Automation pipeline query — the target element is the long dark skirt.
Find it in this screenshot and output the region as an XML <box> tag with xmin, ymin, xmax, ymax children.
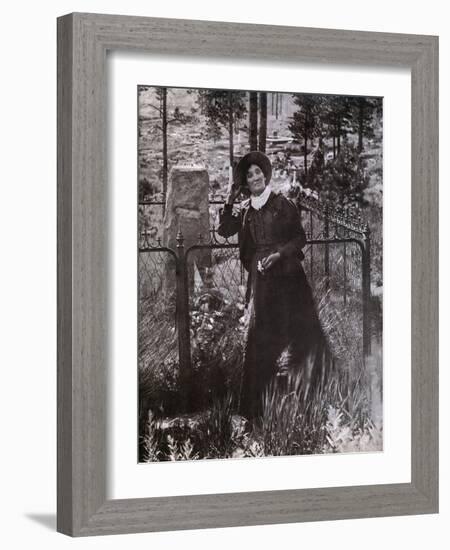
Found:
<box><xmin>239</xmin><ymin>257</ymin><xmax>326</xmax><ymax>420</ymax></box>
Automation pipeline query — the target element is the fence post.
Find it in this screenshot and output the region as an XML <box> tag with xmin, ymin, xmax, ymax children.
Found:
<box><xmin>362</xmin><ymin>223</ymin><xmax>372</xmax><ymax>357</ymax></box>
<box><xmin>310</xmin><ymin>210</ymin><xmax>314</xmax><ymax>284</ymax></box>
<box><xmin>324</xmin><ymin>204</ymin><xmax>330</xmax><ymax>291</ymax></box>
<box><xmin>175</xmin><ymin>228</ymin><xmax>193</xmax><ymax>410</ymax></box>
<box><xmin>343</xmin><ymin>242</ymin><xmax>347</xmax><ymax>305</ymax></box>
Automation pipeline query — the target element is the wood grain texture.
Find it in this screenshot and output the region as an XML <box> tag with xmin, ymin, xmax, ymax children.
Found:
<box><xmin>410</xmin><ymin>36</ymin><xmax>439</xmax><ymax>506</ymax></box>
<box><xmin>57</xmin><ymin>12</ymin><xmax>439</xmax><ymax>537</ymax></box>
<box><xmin>57</xmin><ymin>13</ymin><xmax>74</xmax><ymax>535</ymax></box>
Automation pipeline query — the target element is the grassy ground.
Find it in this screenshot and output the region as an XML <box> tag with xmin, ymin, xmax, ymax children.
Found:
<box><xmin>141</xmin><ymin>361</ymin><xmax>382</xmax><ymax>462</ymax></box>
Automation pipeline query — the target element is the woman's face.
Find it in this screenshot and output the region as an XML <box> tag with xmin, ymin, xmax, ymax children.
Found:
<box><xmin>246</xmin><ymin>164</ymin><xmax>267</xmax><ymax>196</ymax></box>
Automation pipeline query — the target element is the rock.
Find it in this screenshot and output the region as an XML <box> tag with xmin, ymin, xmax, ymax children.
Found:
<box><xmin>162</xmin><ymin>165</ymin><xmax>211</xmax><ymax>292</ymax></box>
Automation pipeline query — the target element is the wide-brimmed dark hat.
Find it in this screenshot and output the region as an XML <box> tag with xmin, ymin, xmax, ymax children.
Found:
<box><xmin>234</xmin><ymin>151</ymin><xmax>272</xmax><ymax>190</ymax></box>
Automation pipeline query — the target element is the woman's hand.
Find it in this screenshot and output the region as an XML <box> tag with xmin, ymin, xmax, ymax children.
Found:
<box><xmin>261</xmin><ymin>252</ymin><xmax>281</xmax><ymax>272</ymax></box>
<box><xmin>226</xmin><ymin>181</ymin><xmax>241</xmax><ymax>205</ymax></box>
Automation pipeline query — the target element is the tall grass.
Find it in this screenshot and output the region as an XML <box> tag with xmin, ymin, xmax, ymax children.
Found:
<box><xmin>259</xmin><ymin>379</ymin><xmax>308</xmax><ymax>456</ymax></box>
<box><xmin>141</xmin><ymin>355</ymin><xmax>382</xmax><ymax>462</ymax></box>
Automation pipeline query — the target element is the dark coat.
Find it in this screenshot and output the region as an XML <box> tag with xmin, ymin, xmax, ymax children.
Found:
<box><xmin>218</xmin><ymin>192</ymin><xmax>326</xmax><ymax>419</ymax></box>
<box><xmin>218</xmin><ymin>193</ymin><xmax>307</xmax><ymax>298</ymax></box>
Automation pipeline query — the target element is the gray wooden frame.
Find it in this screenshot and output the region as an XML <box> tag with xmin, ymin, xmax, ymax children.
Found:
<box><xmin>57</xmin><ymin>12</ymin><xmax>439</xmax><ymax>537</ymax></box>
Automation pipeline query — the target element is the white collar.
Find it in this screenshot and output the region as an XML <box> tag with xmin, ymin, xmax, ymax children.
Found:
<box><xmin>250</xmin><ymin>185</ymin><xmax>272</xmax><ymax>210</ymax></box>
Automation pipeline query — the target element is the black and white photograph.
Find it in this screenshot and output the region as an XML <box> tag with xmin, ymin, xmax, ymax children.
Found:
<box><xmin>138</xmin><ymin>85</ymin><xmax>383</xmax><ymax>461</ymax></box>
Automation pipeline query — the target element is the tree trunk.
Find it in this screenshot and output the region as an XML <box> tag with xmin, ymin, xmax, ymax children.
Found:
<box><xmin>162</xmin><ymin>87</ymin><xmax>168</xmax><ymax>216</ymax></box>
<box><xmin>228</xmin><ymin>91</ymin><xmax>234</xmax><ymax>166</ymax></box>
<box><xmin>304</xmin><ymin>135</ymin><xmax>308</xmax><ymax>176</ymax></box>
<box><xmin>249</xmin><ymin>92</ymin><xmax>258</xmax><ymax>151</ymax></box>
<box><xmin>358</xmin><ymin>99</ymin><xmax>364</xmax><ymax>153</ymax></box>
<box><xmin>259</xmin><ymin>92</ymin><xmax>267</xmax><ymax>153</ymax></box>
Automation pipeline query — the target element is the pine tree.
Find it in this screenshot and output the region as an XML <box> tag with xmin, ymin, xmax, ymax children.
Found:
<box><xmin>288</xmin><ymin>94</ymin><xmax>323</xmax><ymax>175</ymax></box>
<box><xmin>139</xmin><ymin>86</ymin><xmax>197</xmax><ymax>214</ymax></box>
<box><xmin>196</xmin><ymin>90</ymin><xmax>247</xmax><ymax>166</ymax></box>
<box><xmin>347</xmin><ymin>97</ymin><xmax>382</xmax><ymax>152</ymax></box>
<box><xmin>319</xmin><ymin>96</ymin><xmax>353</xmax><ymax>158</ymax></box>
<box><xmin>249</xmin><ymin>92</ymin><xmax>258</xmax><ymax>151</ymax></box>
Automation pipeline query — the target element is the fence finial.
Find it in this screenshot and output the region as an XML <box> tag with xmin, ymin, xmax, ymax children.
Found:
<box><xmin>176</xmin><ymin>226</ymin><xmax>184</xmax><ymax>247</ymax></box>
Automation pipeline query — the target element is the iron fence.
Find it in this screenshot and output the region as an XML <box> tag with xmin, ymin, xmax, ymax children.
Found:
<box><xmin>138</xmin><ymin>193</ymin><xmax>372</xmax><ymax>407</ymax></box>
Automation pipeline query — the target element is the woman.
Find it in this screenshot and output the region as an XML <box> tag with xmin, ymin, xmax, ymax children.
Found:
<box><xmin>218</xmin><ymin>151</ymin><xmax>326</xmax><ymax>420</ymax></box>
